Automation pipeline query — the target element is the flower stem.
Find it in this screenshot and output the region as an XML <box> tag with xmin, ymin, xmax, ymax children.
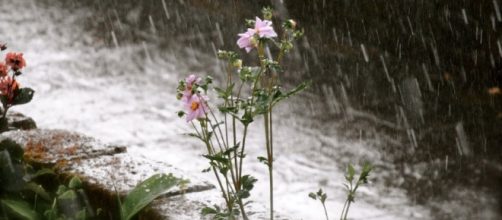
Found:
<box><xmin>322</xmin><ymin>202</ymin><xmax>329</xmax><ymax>220</ymax></box>
<box><xmin>342</xmin><ymin>201</ymin><xmax>351</xmax><ymax>220</ymax></box>
<box><xmin>264</xmin><ymin>111</ymin><xmax>273</xmax><ymax>220</ymax></box>
<box><xmin>340</xmin><ymin>200</ymin><xmax>348</xmax><ymax>220</ymax></box>
<box><xmin>198</xmin><ymin>121</ymin><xmax>231</xmax><ymax>208</ymax></box>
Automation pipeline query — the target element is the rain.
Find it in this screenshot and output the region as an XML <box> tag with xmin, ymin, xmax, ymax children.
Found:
<box><xmin>1</xmin><ymin>0</ymin><xmax>501</xmax><ymax>219</ymax></box>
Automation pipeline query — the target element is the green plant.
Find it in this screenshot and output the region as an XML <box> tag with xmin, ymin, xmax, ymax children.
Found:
<box><xmin>0</xmin><ymin>45</ymin><xmax>34</xmax><ymax>132</ymax></box>
<box><xmin>309</xmin><ymin>163</ymin><xmax>372</xmax><ymax>220</ymax></box>
<box><xmin>309</xmin><ymin>189</ymin><xmax>329</xmax><ymax>220</ymax></box>
<box><xmin>340</xmin><ymin>163</ymin><xmax>372</xmax><ymax>220</ymax></box>
<box><xmin>176</xmin><ymin>7</ymin><xmax>307</xmax><ymax>219</ymax></box>
<box><xmin>0</xmin><ymin>139</ymin><xmax>98</xmax><ymax>220</ymax></box>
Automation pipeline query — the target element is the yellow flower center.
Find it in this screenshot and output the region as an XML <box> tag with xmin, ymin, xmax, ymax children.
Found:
<box><xmin>191</xmin><ymin>101</ymin><xmax>199</xmax><ymax>111</ymax></box>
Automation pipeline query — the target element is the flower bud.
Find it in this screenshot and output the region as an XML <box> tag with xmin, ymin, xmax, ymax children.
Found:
<box><xmin>284</xmin><ymin>19</ymin><xmax>297</xmax><ymax>29</ymax></box>
<box><xmin>262</xmin><ymin>7</ymin><xmax>273</xmax><ymax>20</ymax></box>
<box><xmin>232</xmin><ymin>59</ymin><xmax>242</xmax><ymax>69</ymax></box>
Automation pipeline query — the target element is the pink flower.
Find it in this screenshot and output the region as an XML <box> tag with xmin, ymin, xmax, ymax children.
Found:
<box><xmin>186</xmin><ymin>74</ymin><xmax>201</xmax><ymax>91</ymax></box>
<box><xmin>0</xmin><ymin>63</ymin><xmax>8</xmax><ymax>77</ymax></box>
<box><xmin>184</xmin><ymin>94</ymin><xmax>208</xmax><ymax>122</ymax></box>
<box><xmin>237</xmin><ymin>17</ymin><xmax>277</xmax><ymax>53</ymax></box>
<box><xmin>182</xmin><ymin>74</ymin><xmax>201</xmax><ymax>102</ymax></box>
<box><xmin>237</xmin><ymin>31</ymin><xmax>256</xmax><ymax>53</ymax></box>
<box><xmin>254</xmin><ymin>17</ymin><xmax>277</xmax><ymax>38</ymax></box>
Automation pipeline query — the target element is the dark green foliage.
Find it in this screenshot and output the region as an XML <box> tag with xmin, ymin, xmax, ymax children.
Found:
<box><xmin>12</xmin><ymin>88</ymin><xmax>34</xmax><ymax>105</ymax></box>
<box><xmin>0</xmin><ymin>140</ymin><xmax>96</xmax><ymax>220</ymax></box>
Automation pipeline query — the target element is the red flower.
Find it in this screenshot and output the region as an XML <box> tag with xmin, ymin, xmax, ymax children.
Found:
<box><xmin>5</xmin><ymin>52</ymin><xmax>26</xmax><ymax>71</ymax></box>
<box><xmin>0</xmin><ymin>76</ymin><xmax>19</xmax><ymax>103</ymax></box>
<box><xmin>0</xmin><ymin>63</ymin><xmax>8</xmax><ymax>77</ymax></box>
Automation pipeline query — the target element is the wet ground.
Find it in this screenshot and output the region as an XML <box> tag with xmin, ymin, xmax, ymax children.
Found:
<box><xmin>1</xmin><ymin>0</ymin><xmax>501</xmax><ymax>219</ymax></box>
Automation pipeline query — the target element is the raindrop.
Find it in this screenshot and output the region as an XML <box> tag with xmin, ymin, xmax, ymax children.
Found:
<box><xmin>497</xmin><ymin>40</ymin><xmax>502</xmax><ymax>58</ymax></box>
<box><xmin>455</xmin><ymin>122</ymin><xmax>471</xmax><ymax>156</ymax></box>
<box><xmin>421</xmin><ymin>63</ymin><xmax>434</xmax><ymax>92</ymax></box>
<box><xmin>461</xmin><ymin>8</ymin><xmax>469</xmax><ymax>25</ymax></box>
<box><xmin>215</xmin><ymin>23</ymin><xmax>224</xmax><ymax>45</ymax></box>
<box><xmin>379</xmin><ymin>54</ymin><xmax>391</xmax><ymax>82</ymax></box>
<box><xmin>162</xmin><ymin>0</ymin><xmax>171</xmax><ymax>20</ymax></box>
<box><xmin>406</xmin><ymin>16</ymin><xmax>415</xmax><ymax>35</ymax></box>
<box><xmin>142</xmin><ymin>41</ymin><xmax>152</xmax><ymax>63</ymax></box>
<box><xmin>111</xmin><ymin>30</ymin><xmax>119</xmax><ymax>48</ymax></box>
<box><xmin>445</xmin><ymin>155</ymin><xmax>449</xmax><ymax>171</ymax></box>
<box><xmin>332</xmin><ymin>28</ymin><xmax>338</xmax><ymax>44</ymax></box>
<box><xmin>430</xmin><ymin>43</ymin><xmax>440</xmax><ymax>67</ymax></box>
<box><xmin>361</xmin><ymin>44</ymin><xmax>369</xmax><ymax>62</ymax></box>
<box><xmin>148</xmin><ymin>15</ymin><xmax>157</xmax><ymax>34</ymax></box>
<box><xmin>494</xmin><ymin>0</ymin><xmax>502</xmax><ymax>22</ymax></box>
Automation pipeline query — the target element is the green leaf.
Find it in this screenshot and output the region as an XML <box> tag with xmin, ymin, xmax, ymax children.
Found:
<box><xmin>320</xmin><ymin>193</ymin><xmax>327</xmax><ymax>203</ymax></box>
<box><xmin>317</xmin><ymin>188</ymin><xmax>323</xmax><ymax>196</ymax></box>
<box><xmin>218</xmin><ymin>106</ymin><xmax>238</xmax><ymax>114</ymax></box>
<box><xmin>1</xmin><ymin>199</ymin><xmax>40</xmax><ymax>220</ymax></box>
<box><xmin>240</xmin><ymin>111</ymin><xmax>254</xmax><ymax>126</ymax></box>
<box><xmin>201</xmin><ymin>206</ymin><xmax>218</xmax><ymax>215</ymax></box>
<box><xmin>120</xmin><ymin>173</ymin><xmax>181</xmax><ymax>220</ymax></box>
<box><xmin>58</xmin><ymin>190</ymin><xmax>77</xmax><ymax>200</ymax></box>
<box><xmin>214</xmin><ymin>84</ymin><xmax>234</xmax><ymax>99</ymax></box>
<box><xmin>183</xmin><ymin>133</ymin><xmax>204</xmax><ymax>141</ymax></box>
<box><xmin>12</xmin><ymin>88</ymin><xmax>34</xmax><ymax>105</ymax></box>
<box><xmin>30</xmin><ymin>168</ymin><xmax>55</xmax><ymax>179</ymax></box>
<box><xmin>257</xmin><ymin>156</ymin><xmax>269</xmax><ymax>166</ymax></box>
<box><xmin>308</xmin><ymin>192</ymin><xmax>316</xmax><ymax>200</ymax></box>
<box><xmin>203</xmin><ymin>153</ymin><xmax>230</xmax><ymax>165</ymax></box>
<box><xmin>25</xmin><ymin>182</ymin><xmax>51</xmax><ymax>201</ymax></box>
<box><xmin>0</xmin><ymin>138</ymin><xmax>24</xmax><ymax>162</ymax></box>
<box><xmin>271</xmin><ymin>81</ymin><xmax>311</xmax><ymax>106</ymax></box>
<box><xmin>240</xmin><ymin>175</ymin><xmax>257</xmax><ymax>191</ymax></box>
<box><xmin>69</xmin><ymin>176</ymin><xmax>83</xmax><ymax>189</ymax></box>
<box><xmin>223</xmin><ymin>144</ymin><xmax>239</xmax><ymax>156</ymax></box>
<box><xmin>346</xmin><ymin>164</ymin><xmax>355</xmax><ymax>182</ymax></box>
<box><xmin>75</xmin><ymin>209</ymin><xmax>87</xmax><ymax>220</ymax></box>
<box><xmin>358</xmin><ymin>163</ymin><xmax>373</xmax><ymax>185</ymax></box>
<box><xmin>56</xmin><ymin>185</ymin><xmax>68</xmax><ymax>196</ymax></box>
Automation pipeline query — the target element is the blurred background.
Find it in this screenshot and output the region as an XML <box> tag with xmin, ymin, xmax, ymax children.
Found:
<box><xmin>1</xmin><ymin>0</ymin><xmax>501</xmax><ymax>219</ymax></box>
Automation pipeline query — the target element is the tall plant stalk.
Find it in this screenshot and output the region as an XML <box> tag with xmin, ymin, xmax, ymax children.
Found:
<box><xmin>176</xmin><ymin>8</ymin><xmax>306</xmax><ymax>219</ymax></box>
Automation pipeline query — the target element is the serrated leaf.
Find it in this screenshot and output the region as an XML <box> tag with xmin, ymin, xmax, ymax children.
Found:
<box><xmin>203</xmin><ymin>154</ymin><xmax>230</xmax><ymax>165</ymax></box>
<box><xmin>257</xmin><ymin>156</ymin><xmax>268</xmax><ymax>166</ymax></box>
<box><xmin>241</xmin><ymin>175</ymin><xmax>257</xmax><ymax>191</ymax></box>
